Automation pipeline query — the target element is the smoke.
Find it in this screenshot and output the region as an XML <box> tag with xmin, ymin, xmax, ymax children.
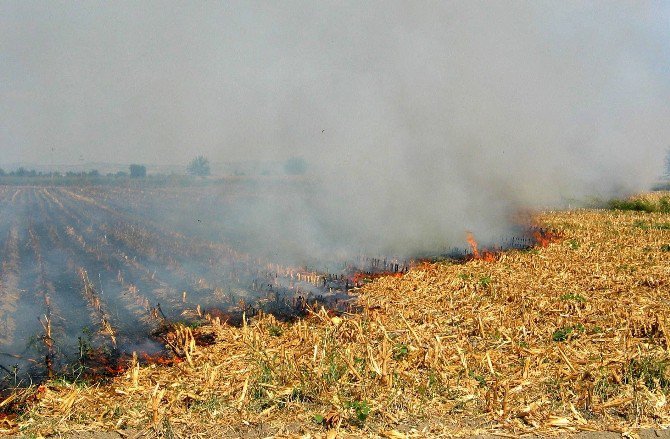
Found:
<box><xmin>2</xmin><ymin>1</ymin><xmax>669</xmax><ymax>259</ymax></box>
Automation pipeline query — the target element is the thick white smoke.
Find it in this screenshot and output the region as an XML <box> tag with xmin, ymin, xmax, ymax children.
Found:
<box><xmin>2</xmin><ymin>1</ymin><xmax>669</xmax><ymax>260</ymax></box>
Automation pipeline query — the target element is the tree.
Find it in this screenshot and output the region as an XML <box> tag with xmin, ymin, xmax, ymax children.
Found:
<box><xmin>284</xmin><ymin>157</ymin><xmax>307</xmax><ymax>175</ymax></box>
<box><xmin>187</xmin><ymin>156</ymin><xmax>211</xmax><ymax>177</ymax></box>
<box><xmin>129</xmin><ymin>164</ymin><xmax>146</xmax><ymax>178</ymax></box>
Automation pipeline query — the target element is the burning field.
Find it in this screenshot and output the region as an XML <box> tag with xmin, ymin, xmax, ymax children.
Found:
<box><xmin>0</xmin><ymin>183</ymin><xmax>387</xmax><ymax>389</ymax></box>
<box><xmin>3</xmin><ymin>1</ymin><xmax>670</xmax><ymax>437</ymax></box>
<box><xmin>2</xmin><ymin>189</ymin><xmax>670</xmax><ymax>437</ymax></box>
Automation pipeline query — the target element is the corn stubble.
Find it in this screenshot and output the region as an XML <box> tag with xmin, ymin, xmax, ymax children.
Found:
<box><xmin>3</xmin><ymin>193</ymin><xmax>670</xmax><ymax>438</ymax></box>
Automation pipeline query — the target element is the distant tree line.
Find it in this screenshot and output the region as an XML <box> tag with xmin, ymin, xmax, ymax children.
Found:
<box><xmin>0</xmin><ymin>167</ymin><xmax>39</xmax><ymax>177</ymax></box>
<box><xmin>187</xmin><ymin>156</ymin><xmax>210</xmax><ymax>177</ymax></box>
<box><xmin>0</xmin><ymin>156</ymin><xmax>310</xmax><ymax>181</ymax></box>
<box><xmin>129</xmin><ymin>164</ymin><xmax>146</xmax><ymax>178</ymax></box>
<box><xmin>0</xmin><ymin>167</ymin><xmax>105</xmax><ymax>178</ymax></box>
<box><xmin>0</xmin><ymin>165</ymin><xmax>141</xmax><ymax>179</ymax></box>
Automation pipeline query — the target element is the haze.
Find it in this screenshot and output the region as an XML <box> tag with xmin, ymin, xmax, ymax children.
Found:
<box><xmin>2</xmin><ymin>1</ymin><xmax>670</xmax><ymax>255</ymax></box>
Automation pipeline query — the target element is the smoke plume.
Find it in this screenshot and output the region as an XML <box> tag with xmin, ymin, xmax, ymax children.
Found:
<box><xmin>2</xmin><ymin>1</ymin><xmax>669</xmax><ymax>260</ymax></box>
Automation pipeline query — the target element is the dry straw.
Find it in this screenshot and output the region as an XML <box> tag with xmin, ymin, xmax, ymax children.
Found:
<box><xmin>2</xmin><ymin>193</ymin><xmax>670</xmax><ymax>437</ymax></box>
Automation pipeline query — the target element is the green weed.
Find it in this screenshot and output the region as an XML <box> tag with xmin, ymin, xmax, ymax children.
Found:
<box><xmin>552</xmin><ymin>324</ymin><xmax>585</xmax><ymax>342</ymax></box>
<box><xmin>590</xmin><ymin>326</ymin><xmax>604</xmax><ymax>335</ymax></box>
<box><xmin>469</xmin><ymin>370</ymin><xmax>487</xmax><ymax>388</ymax></box>
<box><xmin>625</xmin><ymin>356</ymin><xmax>670</xmax><ymax>391</ymax></box>
<box><xmin>594</xmin><ymin>376</ymin><xmax>618</xmax><ymax>402</ymax></box>
<box><xmin>634</xmin><ymin>221</ymin><xmax>650</xmax><ymax>230</ymax></box>
<box><xmin>346</xmin><ymin>399</ymin><xmax>371</xmax><ymax>424</ymax></box>
<box><xmin>268</xmin><ymin>325</ymin><xmax>283</xmax><ymax>337</ymax></box>
<box><xmin>559</xmin><ymin>292</ymin><xmax>586</xmax><ymax>303</ymax></box>
<box><xmin>393</xmin><ymin>343</ymin><xmax>409</xmax><ymax>360</ymax></box>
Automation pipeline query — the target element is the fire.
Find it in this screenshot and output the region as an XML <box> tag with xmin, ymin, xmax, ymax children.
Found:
<box><xmin>76</xmin><ymin>348</ymin><xmax>183</xmax><ymax>381</ymax></box>
<box><xmin>466</xmin><ymin>232</ymin><xmax>480</xmax><ymax>259</ymax></box>
<box><xmin>417</xmin><ymin>260</ymin><xmax>436</xmax><ymax>273</ymax></box>
<box><xmin>466</xmin><ymin>232</ymin><xmax>497</xmax><ymax>262</ymax></box>
<box><xmin>140</xmin><ymin>352</ymin><xmax>183</xmax><ymax>366</ymax></box>
<box><xmin>481</xmin><ymin>251</ymin><xmax>497</xmax><ymax>262</ymax></box>
<box><xmin>104</xmin><ymin>364</ymin><xmax>127</xmax><ymax>375</ymax></box>
<box><xmin>532</xmin><ymin>229</ymin><xmax>562</xmax><ymax>247</ymax></box>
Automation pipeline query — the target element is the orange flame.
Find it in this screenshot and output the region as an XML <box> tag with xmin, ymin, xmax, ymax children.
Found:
<box><xmin>77</xmin><ymin>349</ymin><xmax>185</xmax><ymax>381</ymax></box>
<box><xmin>105</xmin><ymin>364</ymin><xmax>127</xmax><ymax>375</ymax></box>
<box><xmin>466</xmin><ymin>232</ymin><xmax>480</xmax><ymax>259</ymax></box>
<box><xmin>140</xmin><ymin>352</ymin><xmax>183</xmax><ymax>366</ymax></box>
<box><xmin>481</xmin><ymin>251</ymin><xmax>497</xmax><ymax>262</ymax></box>
<box><xmin>532</xmin><ymin>229</ymin><xmax>562</xmax><ymax>247</ymax></box>
<box><xmin>466</xmin><ymin>232</ymin><xmax>498</xmax><ymax>262</ymax></box>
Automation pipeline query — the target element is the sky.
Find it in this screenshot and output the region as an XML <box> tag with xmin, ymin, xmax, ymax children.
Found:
<box><xmin>2</xmin><ymin>1</ymin><xmax>669</xmax><ymax>168</ymax></box>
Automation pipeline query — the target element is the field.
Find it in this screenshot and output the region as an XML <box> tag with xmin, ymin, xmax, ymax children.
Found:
<box><xmin>0</xmin><ymin>183</ymin><xmax>367</xmax><ymax>388</ymax></box>
<box><xmin>2</xmin><ymin>188</ymin><xmax>670</xmax><ymax>438</ymax></box>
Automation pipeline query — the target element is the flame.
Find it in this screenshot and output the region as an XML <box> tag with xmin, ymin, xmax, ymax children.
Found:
<box><xmin>77</xmin><ymin>348</ymin><xmax>128</xmax><ymax>377</ymax></box>
<box><xmin>75</xmin><ymin>348</ymin><xmax>184</xmax><ymax>382</ymax></box>
<box><xmin>105</xmin><ymin>364</ymin><xmax>127</xmax><ymax>375</ymax></box>
<box><xmin>466</xmin><ymin>232</ymin><xmax>498</xmax><ymax>262</ymax></box>
<box><xmin>481</xmin><ymin>251</ymin><xmax>497</xmax><ymax>262</ymax></box>
<box><xmin>140</xmin><ymin>352</ymin><xmax>183</xmax><ymax>366</ymax></box>
<box><xmin>466</xmin><ymin>232</ymin><xmax>480</xmax><ymax>259</ymax></box>
<box><xmin>532</xmin><ymin>229</ymin><xmax>561</xmax><ymax>247</ymax></box>
<box><xmin>417</xmin><ymin>260</ymin><xmax>436</xmax><ymax>273</ymax></box>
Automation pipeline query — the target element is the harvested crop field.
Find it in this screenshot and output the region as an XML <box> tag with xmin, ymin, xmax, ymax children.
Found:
<box><xmin>2</xmin><ymin>193</ymin><xmax>670</xmax><ymax>438</ymax></box>
<box><xmin>0</xmin><ymin>184</ymin><xmax>359</xmax><ymax>387</ymax></box>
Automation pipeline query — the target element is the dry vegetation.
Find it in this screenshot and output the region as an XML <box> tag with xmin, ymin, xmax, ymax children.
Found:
<box><xmin>0</xmin><ymin>186</ymin><xmax>347</xmax><ymax>390</ymax></box>
<box><xmin>3</xmin><ymin>193</ymin><xmax>670</xmax><ymax>438</ymax></box>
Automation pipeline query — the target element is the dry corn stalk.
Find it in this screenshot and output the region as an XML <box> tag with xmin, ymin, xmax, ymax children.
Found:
<box><xmin>149</xmin><ymin>383</ymin><xmax>166</xmax><ymax>426</ymax></box>
<box><xmin>165</xmin><ymin>324</ymin><xmax>196</xmax><ymax>365</ymax></box>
